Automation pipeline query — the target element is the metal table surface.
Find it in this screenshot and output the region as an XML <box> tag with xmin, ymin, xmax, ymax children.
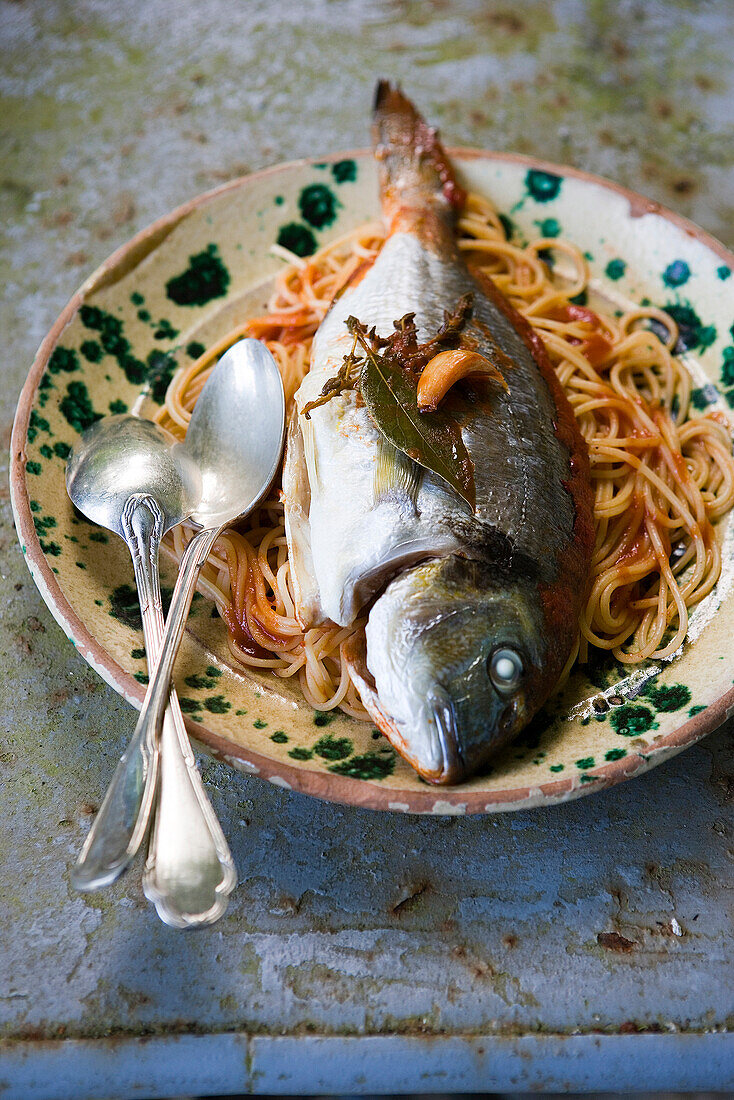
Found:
<box><xmin>1</xmin><ymin>1</ymin><xmax>733</xmax><ymax>1095</ymax></box>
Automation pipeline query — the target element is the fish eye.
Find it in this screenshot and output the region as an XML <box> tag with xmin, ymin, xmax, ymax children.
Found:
<box><xmin>488</xmin><ymin>647</ymin><xmax>523</xmax><ymax>694</ymax></box>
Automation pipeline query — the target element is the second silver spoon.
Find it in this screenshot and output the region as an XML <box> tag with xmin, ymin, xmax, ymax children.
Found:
<box><xmin>139</xmin><ymin>338</ymin><xmax>285</xmax><ymax>927</ymax></box>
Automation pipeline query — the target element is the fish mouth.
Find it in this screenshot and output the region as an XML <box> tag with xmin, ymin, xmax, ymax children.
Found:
<box><xmin>426</xmin><ymin>687</ymin><xmax>465</xmax><ymax>784</ymax></box>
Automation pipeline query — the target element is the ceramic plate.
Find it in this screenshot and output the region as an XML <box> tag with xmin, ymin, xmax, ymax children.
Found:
<box><xmin>10</xmin><ymin>150</ymin><xmax>734</xmax><ymax>814</ymax></box>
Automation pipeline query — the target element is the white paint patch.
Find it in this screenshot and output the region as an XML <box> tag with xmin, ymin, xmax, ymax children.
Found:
<box><xmin>270</xmin><ymin>776</ymin><xmax>291</xmax><ymax>789</ymax></box>
<box><xmin>431</xmin><ymin>801</ymin><xmax>467</xmax><ymax>815</ymax></box>
<box><xmin>388</xmin><ymin>802</ymin><xmax>410</xmax><ymax>813</ymax></box>
<box><xmin>228</xmin><ymin>755</ymin><xmax>259</xmax><ymax>774</ymax></box>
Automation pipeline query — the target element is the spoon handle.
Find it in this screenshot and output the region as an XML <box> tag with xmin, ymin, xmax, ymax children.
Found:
<box><xmin>137</xmin><ymin>526</ymin><xmax>237</xmax><ymax>928</ymax></box>
<box><xmin>72</xmin><ymin>496</ymin><xmax>166</xmax><ymax>889</ymax></box>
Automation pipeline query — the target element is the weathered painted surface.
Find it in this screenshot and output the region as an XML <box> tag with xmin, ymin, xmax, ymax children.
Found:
<box><xmin>1</xmin><ymin>0</ymin><xmax>733</xmax><ymax>1093</ymax></box>
<box><xmin>1</xmin><ymin>1034</ymin><xmax>732</xmax><ymax>1097</ymax></box>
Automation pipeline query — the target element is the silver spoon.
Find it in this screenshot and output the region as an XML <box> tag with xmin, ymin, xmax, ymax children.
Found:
<box><xmin>134</xmin><ymin>338</ymin><xmax>285</xmax><ymax>927</ymax></box>
<box><xmin>68</xmin><ymin>339</ymin><xmax>284</xmax><ymax>925</ymax></box>
<box><xmin>66</xmin><ymin>415</ymin><xmax>206</xmax><ymax>890</ymax></box>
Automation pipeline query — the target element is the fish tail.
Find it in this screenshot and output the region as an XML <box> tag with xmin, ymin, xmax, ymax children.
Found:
<box><xmin>372</xmin><ymin>80</ymin><xmax>465</xmax><ymax>234</ymax></box>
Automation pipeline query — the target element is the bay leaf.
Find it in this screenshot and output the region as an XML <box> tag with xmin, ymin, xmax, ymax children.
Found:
<box><xmin>357</xmin><ymin>338</ymin><xmax>476</xmax><ymax>511</ymax></box>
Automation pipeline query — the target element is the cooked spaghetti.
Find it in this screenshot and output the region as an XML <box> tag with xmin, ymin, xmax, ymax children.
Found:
<box><xmin>153</xmin><ymin>194</ymin><xmax>734</xmax><ymax>715</ymax></box>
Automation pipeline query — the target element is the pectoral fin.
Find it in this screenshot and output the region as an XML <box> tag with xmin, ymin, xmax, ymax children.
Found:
<box><xmin>373</xmin><ymin>438</ymin><xmax>422</xmax><ymax>510</ymax></box>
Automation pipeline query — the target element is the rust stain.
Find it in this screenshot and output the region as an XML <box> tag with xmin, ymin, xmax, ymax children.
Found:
<box><xmin>43</xmin><ymin>209</ymin><xmax>74</xmax><ymax>229</ymax></box>
<box><xmin>597</xmin><ymin>932</ymin><xmax>636</xmax><ymax>953</ymax></box>
<box><xmin>64</xmin><ymin>250</ymin><xmax>89</xmax><ymax>268</ymax></box>
<box><xmin>483</xmin><ymin>11</ymin><xmax>525</xmax><ymax>34</ymax></box>
<box><xmin>672</xmin><ymin>178</ymin><xmax>696</xmax><ymax>195</ymax></box>
<box><xmin>451</xmin><ymin>944</ymin><xmax>493</xmax><ymax>980</ymax></box>
<box><xmin>112</xmin><ymin>193</ymin><xmax>136</xmax><ymax>227</ymax></box>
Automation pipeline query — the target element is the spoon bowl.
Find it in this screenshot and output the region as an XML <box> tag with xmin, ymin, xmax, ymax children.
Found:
<box><xmin>182</xmin><ymin>338</ymin><xmax>286</xmax><ymax>528</ymax></box>
<box><xmin>66</xmin><ymin>416</ymin><xmax>201</xmax><ymax>538</ymax></box>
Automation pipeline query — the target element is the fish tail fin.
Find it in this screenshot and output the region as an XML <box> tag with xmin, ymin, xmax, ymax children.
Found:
<box><xmin>372</xmin><ymin>80</ymin><xmax>465</xmax><ymax>233</ymax></box>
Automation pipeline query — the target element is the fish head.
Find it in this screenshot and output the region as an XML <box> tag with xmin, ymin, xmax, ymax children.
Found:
<box><xmin>365</xmin><ymin>555</ymin><xmax>560</xmax><ymax>784</ymax></box>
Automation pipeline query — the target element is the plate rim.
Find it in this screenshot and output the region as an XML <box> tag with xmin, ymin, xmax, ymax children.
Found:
<box><xmin>9</xmin><ymin>146</ymin><xmax>734</xmax><ymax>815</ymax></box>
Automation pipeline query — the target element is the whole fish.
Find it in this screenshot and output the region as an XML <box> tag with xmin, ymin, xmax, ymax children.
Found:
<box><xmin>283</xmin><ymin>82</ymin><xmax>593</xmax><ymax>784</ymax></box>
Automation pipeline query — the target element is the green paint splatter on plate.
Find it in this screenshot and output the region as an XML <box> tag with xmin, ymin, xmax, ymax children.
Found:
<box><xmin>154</xmin><ymin>318</ymin><xmax>178</xmax><ymax>340</ymax></box>
<box><xmin>80</xmin><ymin>340</ymin><xmax>103</xmax><ymax>363</ymax></box>
<box><xmin>299</xmin><ymin>183</ymin><xmax>339</xmax><ymax>229</ymax></box>
<box><xmin>108</xmin><ymin>584</ymin><xmax>142</xmax><ymax>630</ymax></box>
<box><xmin>146</xmin><ymin>350</ymin><xmax>177</xmax><ymax>404</ymax></box>
<box><xmin>663</xmin><ymin>260</ymin><xmax>690</xmax><ymax>288</ymax></box>
<box><xmin>60</xmin><ymin>381</ymin><xmax>103</xmax><ymax>433</ymax></box>
<box><xmin>332</xmin><ymin>159</ymin><xmax>357</xmax><ymax>183</ymax></box>
<box><xmin>166</xmin><ymin>244</ymin><xmax>230</xmax><ymax>307</ymax></box>
<box><xmin>605</xmin><ymin>259</ymin><xmax>626</xmax><ymax>280</ymax></box>
<box><xmin>79</xmin><ymin>305</ymin><xmax>147</xmax><ymax>384</ymax></box>
<box><xmin>328</xmin><ymin>750</ymin><xmax>396</xmax><ymax>780</ymax></box>
<box><xmin>525</xmin><ymin>169</ymin><xmax>562</xmax><ymax>202</ymax></box>
<box><xmin>537</xmin><ymin>217</ymin><xmax>560</xmax><ymax>238</ymax></box>
<box><xmin>313</xmin><ymin>735</ymin><xmax>353</xmax><ymax>761</ymax></box>
<box><xmin>178</xmin><ymin>698</ymin><xmax>202</xmax><ymax>714</ymax></box>
<box><xmin>27</xmin><ymin>410</ymin><xmax>51</xmax><ymax>443</ymax></box>
<box><xmin>498</xmin><ymin>213</ymin><xmax>516</xmax><ymax>240</ymax></box>
<box><xmin>609</xmin><ymin>704</ymin><xmax>658</xmax><ymax>737</ymax></box>
<box><xmin>690</xmin><ymin>384</ymin><xmax>719</xmax><ymax>410</ymax></box>
<box><xmin>184</xmin><ymin>673</ymin><xmax>218</xmax><ymax>690</ymax></box>
<box><xmin>720</xmin><ymin>347</ymin><xmax>734</xmax><ymax>386</ymax></box>
<box><xmin>277</xmin><ymin>223</ymin><xmax>317</xmax><ymax>257</ymax></box>
<box><xmin>663</xmin><ymin>302</ymin><xmax>716</xmax><ymax>352</ymax></box>
<box><xmin>48</xmin><ymin>347</ymin><xmax>79</xmax><ymax>374</ymax></box>
<box><xmin>642</xmin><ymin>681</ymin><xmax>691</xmax><ymax>712</ymax></box>
<box><xmin>204</xmin><ymin>695</ymin><xmax>230</xmax><ymax>714</ymax></box>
